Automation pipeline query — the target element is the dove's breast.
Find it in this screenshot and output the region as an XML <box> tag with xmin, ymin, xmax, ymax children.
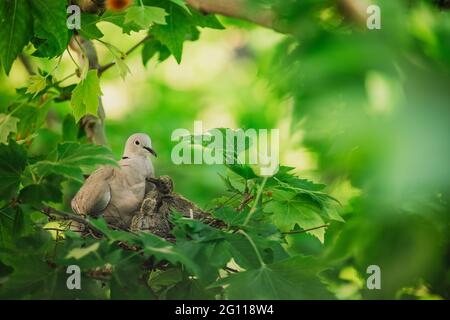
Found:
<box><xmin>103</xmin><ymin>156</ymin><xmax>154</xmax><ymax>226</ymax></box>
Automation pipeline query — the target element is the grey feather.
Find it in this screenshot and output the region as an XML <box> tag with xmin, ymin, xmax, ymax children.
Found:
<box><xmin>71</xmin><ymin>166</ymin><xmax>114</xmax><ymax>216</ymax></box>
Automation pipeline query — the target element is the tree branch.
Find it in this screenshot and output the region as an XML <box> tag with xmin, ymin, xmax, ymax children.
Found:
<box><xmin>40</xmin><ymin>205</ymin><xmax>95</xmax><ymax>228</ymax></box>
<box><xmin>186</xmin><ymin>0</ymin><xmax>375</xmax><ymax>33</ymax></box>
<box><xmin>337</xmin><ymin>0</ymin><xmax>370</xmax><ymax>26</ymax></box>
<box><xmin>186</xmin><ymin>0</ymin><xmax>281</xmax><ymax>32</ymax></box>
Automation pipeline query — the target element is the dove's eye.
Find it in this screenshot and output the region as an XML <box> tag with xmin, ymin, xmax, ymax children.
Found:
<box><xmin>135</xmin><ymin>140</ymin><xmax>140</xmax><ymax>145</ymax></box>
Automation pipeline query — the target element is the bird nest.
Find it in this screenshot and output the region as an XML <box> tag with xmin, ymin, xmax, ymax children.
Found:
<box><xmin>68</xmin><ymin>175</ymin><xmax>220</xmax><ymax>241</ymax></box>
<box><xmin>128</xmin><ymin>175</ymin><xmax>212</xmax><ymax>240</ymax></box>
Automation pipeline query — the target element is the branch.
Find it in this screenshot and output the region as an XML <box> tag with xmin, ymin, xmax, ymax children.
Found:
<box><xmin>41</xmin><ymin>204</ymin><xmax>135</xmax><ymax>233</ymax></box>
<box><xmin>39</xmin><ymin>205</ymin><xmax>104</xmax><ymax>235</ymax></box>
<box><xmin>98</xmin><ymin>35</ymin><xmax>151</xmax><ymax>75</ymax></box>
<box><xmin>186</xmin><ymin>0</ymin><xmax>282</xmax><ymax>32</ymax></box>
<box><xmin>186</xmin><ymin>0</ymin><xmax>374</xmax><ymax>33</ymax></box>
<box><xmin>337</xmin><ymin>0</ymin><xmax>370</xmax><ymax>26</ymax></box>
<box><xmin>237</xmin><ymin>193</ymin><xmax>253</xmax><ymax>212</ymax></box>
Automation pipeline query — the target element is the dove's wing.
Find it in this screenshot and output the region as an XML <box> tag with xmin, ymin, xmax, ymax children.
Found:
<box><xmin>71</xmin><ymin>166</ymin><xmax>115</xmax><ymax>216</ymax></box>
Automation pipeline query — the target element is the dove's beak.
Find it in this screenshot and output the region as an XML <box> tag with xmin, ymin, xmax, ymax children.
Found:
<box><xmin>144</xmin><ymin>146</ymin><xmax>157</xmax><ymax>157</ymax></box>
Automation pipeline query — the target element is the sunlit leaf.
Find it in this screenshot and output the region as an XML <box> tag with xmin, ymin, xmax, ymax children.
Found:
<box><xmin>66</xmin><ymin>242</ymin><xmax>100</xmax><ymax>259</ymax></box>
<box><xmin>25</xmin><ymin>75</ymin><xmax>47</xmax><ymax>97</ymax></box>
<box><xmin>124</xmin><ymin>5</ymin><xmax>168</xmax><ymax>29</ymax></box>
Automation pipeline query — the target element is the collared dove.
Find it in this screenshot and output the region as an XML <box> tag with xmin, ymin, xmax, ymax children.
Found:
<box><xmin>71</xmin><ymin>133</ymin><xmax>157</xmax><ymax>228</ymax></box>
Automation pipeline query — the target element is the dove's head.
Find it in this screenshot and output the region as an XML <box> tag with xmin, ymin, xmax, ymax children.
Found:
<box><xmin>123</xmin><ymin>133</ymin><xmax>157</xmax><ymax>158</ymax></box>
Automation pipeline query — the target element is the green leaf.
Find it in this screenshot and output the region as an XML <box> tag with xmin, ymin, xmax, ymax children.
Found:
<box><xmin>112</xmin><ymin>11</ymin><xmax>143</xmax><ymax>35</ymax></box>
<box><xmin>78</xmin><ymin>13</ymin><xmax>104</xmax><ymax>40</ymax></box>
<box><xmin>0</xmin><ymin>255</ymin><xmax>58</xmax><ymax>299</ymax></box>
<box><xmin>169</xmin><ymin>0</ymin><xmax>190</xmax><ymax>14</ymax></box>
<box><xmin>191</xmin><ymin>9</ymin><xmax>224</xmax><ymax>29</ymax></box>
<box><xmin>151</xmin><ymin>4</ymin><xmax>197</xmax><ymax>63</ymax></box>
<box><xmin>78</xmin><ymin>11</ymin><xmax>134</xmax><ymax>38</ymax></box>
<box><xmin>32</xmin><ymin>142</ymin><xmax>117</xmax><ymax>182</ymax></box>
<box><xmin>110</xmin><ymin>255</ymin><xmax>157</xmax><ymax>300</ymax></box>
<box><xmin>217</xmin><ymin>173</ymin><xmax>241</xmax><ymax>193</ymax></box>
<box><xmin>148</xmin><ymin>1</ymin><xmax>223</xmax><ymax>63</ymax></box>
<box><xmin>62</xmin><ymin>114</ymin><xmax>79</xmax><ymax>141</ymax></box>
<box><xmin>18</xmin><ymin>178</ymin><xmax>63</xmax><ymax>206</ymax></box>
<box><xmin>29</xmin><ymin>0</ymin><xmax>70</xmax><ymax>57</ymax></box>
<box><xmin>0</xmin><ymin>140</ymin><xmax>27</xmax><ymax>200</ymax></box>
<box><xmin>227</xmin><ymin>163</ymin><xmax>258</xmax><ymax>180</ymax></box>
<box><xmin>224</xmin><ymin>233</ymin><xmax>264</xmax><ymax>269</ymax></box>
<box><xmin>70</xmin><ymin>70</ymin><xmax>103</xmax><ymax>122</ymax></box>
<box><xmin>0</xmin><ymin>0</ymin><xmax>33</xmax><ymax>75</ymax></box>
<box><xmin>101</xmin><ymin>11</ymin><xmax>127</xmax><ymax>27</ymax></box>
<box><xmin>213</xmin><ymin>207</ymin><xmax>247</xmax><ymax>226</ymax></box>
<box><xmin>125</xmin><ymin>5</ymin><xmax>168</xmax><ymax>29</ymax></box>
<box><xmin>148</xmin><ymin>267</ymin><xmax>183</xmax><ymax>294</ymax></box>
<box><xmin>7</xmin><ymin>103</ymin><xmax>50</xmax><ymax>141</ymax></box>
<box><xmin>141</xmin><ymin>38</ymin><xmax>171</xmax><ymax>65</ymax></box>
<box><xmin>140</xmin><ymin>232</ymin><xmax>200</xmax><ymax>274</ymax></box>
<box><xmin>166</xmin><ymin>277</ymin><xmax>220</xmax><ymax>299</ymax></box>
<box><xmin>89</xmin><ymin>218</ymin><xmax>200</xmax><ymax>275</ymax></box>
<box><xmin>25</xmin><ymin>75</ymin><xmax>47</xmax><ymax>97</ymax></box>
<box><xmin>12</xmin><ymin>206</ymin><xmax>25</xmax><ymax>238</ymax></box>
<box><xmin>0</xmin><ymin>253</ymin><xmax>107</xmax><ymax>299</ymax></box>
<box><xmin>266</xmin><ymin>190</ymin><xmax>326</xmax><ymax>243</ymax></box>
<box><xmin>176</xmin><ymin>236</ymin><xmax>231</xmax><ymax>282</ymax></box>
<box><xmin>0</xmin><ymin>113</ymin><xmax>19</xmax><ymax>144</ymax></box>
<box><xmin>212</xmin><ymin>256</ymin><xmax>333</xmax><ymax>299</ymax></box>
<box><xmin>272</xmin><ymin>166</ymin><xmax>327</xmax><ymax>191</ymax></box>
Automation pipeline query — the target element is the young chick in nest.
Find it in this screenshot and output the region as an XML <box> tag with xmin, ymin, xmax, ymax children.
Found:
<box><xmin>130</xmin><ymin>198</ymin><xmax>156</xmax><ymax>232</ymax></box>
<box><xmin>131</xmin><ymin>175</ymin><xmax>210</xmax><ymax>238</ymax></box>
<box><xmin>147</xmin><ymin>175</ymin><xmax>208</xmax><ymax>219</ymax></box>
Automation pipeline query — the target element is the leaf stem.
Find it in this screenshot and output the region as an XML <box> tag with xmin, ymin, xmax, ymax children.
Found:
<box><xmin>54</xmin><ymin>72</ymin><xmax>77</xmax><ymax>85</ymax></box>
<box><xmin>98</xmin><ymin>35</ymin><xmax>151</xmax><ymax>75</ymax></box>
<box><xmin>238</xmin><ymin>229</ymin><xmax>265</xmax><ymax>267</ymax></box>
<box><xmin>66</xmin><ymin>48</ymin><xmax>81</xmax><ymax>70</ymax></box>
<box><xmin>281</xmin><ymin>224</ymin><xmax>329</xmax><ymax>235</ymax></box>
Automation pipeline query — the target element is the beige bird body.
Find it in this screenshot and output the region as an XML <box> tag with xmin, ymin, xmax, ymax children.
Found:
<box><xmin>71</xmin><ymin>133</ymin><xmax>157</xmax><ymax>228</ymax></box>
